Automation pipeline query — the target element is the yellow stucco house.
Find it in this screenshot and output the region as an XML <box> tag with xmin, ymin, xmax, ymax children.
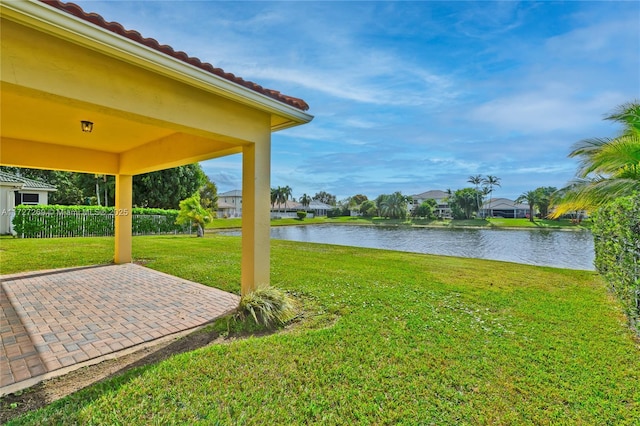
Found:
<box><xmin>0</xmin><ymin>0</ymin><xmax>313</xmax><ymax>294</ymax></box>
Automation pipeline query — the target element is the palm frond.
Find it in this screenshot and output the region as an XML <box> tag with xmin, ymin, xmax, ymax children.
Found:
<box><xmin>554</xmin><ymin>101</ymin><xmax>640</xmax><ymax>218</ymax></box>
<box><xmin>604</xmin><ymin>100</ymin><xmax>640</xmax><ymax>134</ymax></box>
<box><xmin>550</xmin><ymin>176</ymin><xmax>640</xmax><ymax>218</ymax></box>
<box><xmin>591</xmin><ymin>134</ymin><xmax>640</xmax><ymax>177</ymax></box>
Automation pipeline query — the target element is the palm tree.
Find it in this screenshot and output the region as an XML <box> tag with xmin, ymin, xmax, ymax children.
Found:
<box><xmin>534</xmin><ymin>186</ymin><xmax>556</xmax><ymax>218</ymax></box>
<box><xmin>270</xmin><ymin>188</ymin><xmax>278</xmax><ymax>210</ymax></box>
<box><xmin>551</xmin><ymin>101</ymin><xmax>640</xmax><ymax>217</ymax></box>
<box><xmin>276</xmin><ymin>187</ymin><xmax>286</xmax><ymax>212</ymax></box>
<box><xmin>176</xmin><ymin>194</ymin><xmax>211</xmax><ymax>237</ymax></box>
<box><xmin>467</xmin><ymin>174</ymin><xmax>483</xmax><ymax>214</ymax></box>
<box><xmin>282</xmin><ymin>186</ymin><xmax>293</xmax><ymax>207</ymax></box>
<box><xmin>481</xmin><ymin>175</ymin><xmax>501</xmax><ymax>218</ymax></box>
<box><xmin>516</xmin><ymin>190</ymin><xmax>538</xmax><ymax>222</ymax></box>
<box><xmin>378</xmin><ymin>192</ymin><xmax>409</xmax><ymax>219</ymax></box>
<box><xmin>300</xmin><ymin>193</ymin><xmax>311</xmax><ymax>209</ymax></box>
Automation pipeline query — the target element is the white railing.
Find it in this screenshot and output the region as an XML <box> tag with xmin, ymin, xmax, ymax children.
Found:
<box><xmin>14</xmin><ymin>210</ymin><xmax>190</xmax><ymax>238</ymax></box>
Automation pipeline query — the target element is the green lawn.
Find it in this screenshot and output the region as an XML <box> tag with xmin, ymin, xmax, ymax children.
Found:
<box><xmin>206</xmin><ymin>216</ymin><xmax>591</xmax><ymax>230</ymax></box>
<box><xmin>1</xmin><ymin>235</ymin><xmax>638</xmax><ymax>424</ymax></box>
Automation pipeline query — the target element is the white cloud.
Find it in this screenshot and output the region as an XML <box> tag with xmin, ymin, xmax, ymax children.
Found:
<box><xmin>544</xmin><ymin>17</ymin><xmax>640</xmax><ymax>62</ymax></box>
<box><xmin>452</xmin><ymin>2</ymin><xmax>531</xmax><ymax>39</ymax></box>
<box><xmin>468</xmin><ymin>91</ymin><xmax>626</xmax><ymax>134</ymax></box>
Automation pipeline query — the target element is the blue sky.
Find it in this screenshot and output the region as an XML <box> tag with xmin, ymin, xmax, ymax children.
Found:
<box><xmin>74</xmin><ymin>1</ymin><xmax>639</xmax><ymax>201</ymax></box>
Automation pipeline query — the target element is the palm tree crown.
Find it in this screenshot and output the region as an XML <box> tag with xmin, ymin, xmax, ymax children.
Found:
<box><xmin>467</xmin><ymin>175</ymin><xmax>483</xmax><ymax>213</ymax></box>
<box><xmin>516</xmin><ymin>190</ymin><xmax>538</xmax><ymax>222</ymax></box>
<box><xmin>552</xmin><ymin>101</ymin><xmax>640</xmax><ymax>217</ymax></box>
<box><xmin>481</xmin><ymin>175</ymin><xmax>501</xmax><ymax>218</ymax></box>
<box><xmin>300</xmin><ymin>193</ymin><xmax>312</xmax><ymax>209</ymax></box>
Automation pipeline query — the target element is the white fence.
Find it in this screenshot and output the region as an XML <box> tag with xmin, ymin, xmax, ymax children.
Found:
<box><xmin>13</xmin><ymin>210</ymin><xmax>190</xmax><ymax>238</ymax></box>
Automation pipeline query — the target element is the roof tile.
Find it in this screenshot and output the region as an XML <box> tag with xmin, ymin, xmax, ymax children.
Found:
<box><xmin>39</xmin><ymin>0</ymin><xmax>309</xmax><ymax>111</ymax></box>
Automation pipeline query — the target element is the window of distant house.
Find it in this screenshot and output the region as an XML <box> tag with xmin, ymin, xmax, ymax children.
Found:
<box><xmin>19</xmin><ymin>193</ymin><xmax>40</xmax><ymax>205</ymax></box>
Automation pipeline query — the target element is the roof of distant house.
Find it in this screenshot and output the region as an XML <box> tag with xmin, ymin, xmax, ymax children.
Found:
<box><xmin>481</xmin><ymin>198</ymin><xmax>529</xmax><ymax>209</ymax></box>
<box><xmin>411</xmin><ymin>190</ymin><xmax>449</xmax><ymax>200</ymax></box>
<box><xmin>216</xmin><ymin>200</ymin><xmax>236</xmax><ymax>209</ymax></box>
<box><xmin>0</xmin><ymin>171</ymin><xmax>57</xmax><ymax>191</ymax></box>
<box><xmin>219</xmin><ymin>189</ymin><xmax>243</xmax><ymax>197</ymax></box>
<box><xmin>39</xmin><ymin>0</ymin><xmax>309</xmax><ymax>111</ymax></box>
<box><xmin>308</xmin><ymin>200</ymin><xmax>333</xmax><ymax>209</ymax></box>
<box><xmin>271</xmin><ymin>199</ymin><xmax>333</xmax><ymax>210</ymax></box>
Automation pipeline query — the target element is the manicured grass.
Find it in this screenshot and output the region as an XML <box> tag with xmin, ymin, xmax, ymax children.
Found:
<box><xmin>207</xmin><ymin>217</ymin><xmax>243</xmax><ymax>229</ymax></box>
<box><xmin>2</xmin><ymin>235</ymin><xmax>638</xmax><ymax>424</ymax></box>
<box><xmin>483</xmin><ymin>217</ymin><xmax>591</xmax><ymax>229</ymax></box>
<box><xmin>206</xmin><ymin>216</ymin><xmax>591</xmax><ymax>230</ymax></box>
<box><xmin>0</xmin><ymin>237</ymin><xmax>114</xmax><ymax>274</ymax></box>
<box><xmin>270</xmin><ymin>217</ymin><xmax>330</xmax><ymax>227</ymax></box>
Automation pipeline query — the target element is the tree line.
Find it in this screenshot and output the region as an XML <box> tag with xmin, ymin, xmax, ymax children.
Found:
<box><xmin>1</xmin><ymin>164</ymin><xmax>218</xmax><ymax>211</ymax></box>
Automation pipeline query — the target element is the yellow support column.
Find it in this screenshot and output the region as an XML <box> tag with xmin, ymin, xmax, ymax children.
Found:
<box><xmin>114</xmin><ymin>174</ymin><xmax>133</xmax><ymax>264</ymax></box>
<box><xmin>241</xmin><ymin>137</ymin><xmax>271</xmax><ymax>295</ymax></box>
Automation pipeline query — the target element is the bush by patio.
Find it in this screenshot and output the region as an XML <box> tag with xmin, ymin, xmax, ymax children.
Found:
<box><xmin>234</xmin><ymin>284</ymin><xmax>297</xmax><ymax>328</ymax></box>
<box><xmin>591</xmin><ymin>194</ymin><xmax>640</xmax><ymax>332</ymax></box>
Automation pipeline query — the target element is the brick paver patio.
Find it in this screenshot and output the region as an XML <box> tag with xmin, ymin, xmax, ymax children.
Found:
<box><xmin>0</xmin><ymin>264</ymin><xmax>240</xmax><ymax>396</ymax></box>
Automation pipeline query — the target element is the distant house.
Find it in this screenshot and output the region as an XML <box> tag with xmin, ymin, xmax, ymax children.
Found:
<box><xmin>270</xmin><ymin>198</ymin><xmax>333</xmax><ymax>218</ymax></box>
<box><xmin>0</xmin><ymin>171</ymin><xmax>57</xmax><ymax>234</ymax></box>
<box><xmin>409</xmin><ymin>190</ymin><xmax>451</xmax><ymax>218</ymax></box>
<box><xmin>216</xmin><ymin>200</ymin><xmax>236</xmax><ymax>218</ymax></box>
<box><xmin>308</xmin><ymin>200</ymin><xmax>333</xmax><ymax>217</ymax></box>
<box><xmin>271</xmin><ymin>199</ymin><xmax>302</xmax><ymax>218</ymax></box>
<box><xmin>218</xmin><ymin>189</ymin><xmax>243</xmax><ymax>217</ymax></box>
<box><xmin>218</xmin><ymin>189</ymin><xmax>333</xmax><ymax>219</ymax></box>
<box><xmin>480</xmin><ymin>198</ymin><xmax>530</xmax><ymax>219</ymax></box>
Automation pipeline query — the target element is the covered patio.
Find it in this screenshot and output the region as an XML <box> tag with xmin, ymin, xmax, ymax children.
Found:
<box><xmin>0</xmin><ymin>0</ymin><xmax>311</xmax><ymax>394</ymax></box>
<box><xmin>0</xmin><ymin>0</ymin><xmax>312</xmax><ymax>294</ymax></box>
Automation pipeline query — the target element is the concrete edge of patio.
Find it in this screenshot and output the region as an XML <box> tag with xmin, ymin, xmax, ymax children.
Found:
<box><xmin>0</xmin><ymin>320</ymin><xmax>224</xmax><ymax>397</ymax></box>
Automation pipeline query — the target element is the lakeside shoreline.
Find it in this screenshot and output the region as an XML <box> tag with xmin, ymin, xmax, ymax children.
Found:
<box><xmin>207</xmin><ymin>217</ymin><xmax>591</xmax><ymax>232</ymax></box>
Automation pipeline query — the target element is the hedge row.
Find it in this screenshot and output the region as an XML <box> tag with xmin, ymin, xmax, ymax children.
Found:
<box><xmin>12</xmin><ymin>205</ymin><xmax>190</xmax><ymax>238</ymax></box>
<box><xmin>591</xmin><ymin>195</ymin><xmax>640</xmax><ymax>332</ymax></box>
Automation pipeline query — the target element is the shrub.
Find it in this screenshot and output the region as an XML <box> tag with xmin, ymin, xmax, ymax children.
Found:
<box><xmin>327</xmin><ymin>208</ymin><xmax>343</xmax><ymax>218</ymax></box>
<box><xmin>591</xmin><ymin>194</ymin><xmax>640</xmax><ymax>332</ymax></box>
<box><xmin>234</xmin><ymin>285</ymin><xmax>297</xmax><ymax>328</ymax></box>
<box><xmin>360</xmin><ymin>200</ymin><xmax>377</xmax><ymax>217</ymax></box>
<box><xmin>296</xmin><ymin>211</ymin><xmax>307</xmax><ymax>220</ymax></box>
<box><xmin>176</xmin><ymin>194</ymin><xmax>211</xmax><ymax>237</ymax></box>
<box><xmin>412</xmin><ymin>200</ymin><xmax>437</xmax><ymax>219</ymax></box>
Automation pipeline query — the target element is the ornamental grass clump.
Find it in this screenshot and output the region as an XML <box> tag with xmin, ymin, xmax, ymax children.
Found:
<box><xmin>235</xmin><ymin>285</ymin><xmax>297</xmax><ymax>328</ymax></box>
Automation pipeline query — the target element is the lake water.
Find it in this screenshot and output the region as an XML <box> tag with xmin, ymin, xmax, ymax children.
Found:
<box><xmin>219</xmin><ymin>225</ymin><xmax>595</xmax><ymax>271</ymax></box>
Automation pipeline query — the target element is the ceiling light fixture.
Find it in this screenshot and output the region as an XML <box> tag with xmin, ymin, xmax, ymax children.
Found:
<box><xmin>80</xmin><ymin>120</ymin><xmax>94</xmax><ymax>133</ymax></box>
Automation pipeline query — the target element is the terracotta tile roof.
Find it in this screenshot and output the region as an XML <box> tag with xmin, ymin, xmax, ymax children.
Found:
<box><xmin>39</xmin><ymin>0</ymin><xmax>309</xmax><ymax>111</ymax></box>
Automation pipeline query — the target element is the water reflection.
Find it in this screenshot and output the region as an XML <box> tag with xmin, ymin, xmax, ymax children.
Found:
<box><xmin>220</xmin><ymin>225</ymin><xmax>595</xmax><ymax>270</ymax></box>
